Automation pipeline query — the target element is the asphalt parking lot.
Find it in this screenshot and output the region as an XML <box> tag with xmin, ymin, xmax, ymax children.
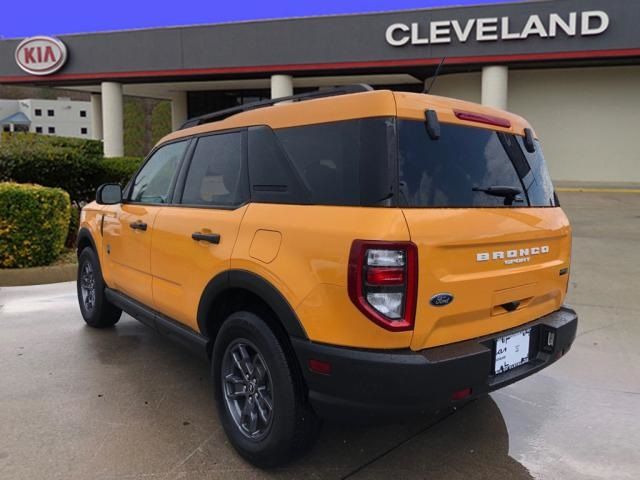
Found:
<box><xmin>1</xmin><ymin>192</ymin><xmax>639</xmax><ymax>480</ymax></box>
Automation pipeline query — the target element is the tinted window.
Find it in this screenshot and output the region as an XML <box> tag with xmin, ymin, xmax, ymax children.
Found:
<box><xmin>398</xmin><ymin>120</ymin><xmax>556</xmax><ymax>208</ymax></box>
<box><xmin>248</xmin><ymin>126</ymin><xmax>311</xmax><ymax>204</ymax></box>
<box><xmin>274</xmin><ymin>118</ymin><xmax>395</xmax><ymax>206</ymax></box>
<box><xmin>181</xmin><ymin>132</ymin><xmax>248</xmax><ymax>206</ymax></box>
<box><xmin>517</xmin><ymin>138</ymin><xmax>556</xmax><ymax>206</ymax></box>
<box><xmin>130</xmin><ymin>141</ymin><xmax>187</xmax><ymax>204</ymax></box>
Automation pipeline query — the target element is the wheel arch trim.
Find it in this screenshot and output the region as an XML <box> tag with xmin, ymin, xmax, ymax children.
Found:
<box><xmin>77</xmin><ymin>227</ymin><xmax>98</xmax><ymax>255</ymax></box>
<box><xmin>197</xmin><ymin>269</ymin><xmax>308</xmax><ymax>340</ymax></box>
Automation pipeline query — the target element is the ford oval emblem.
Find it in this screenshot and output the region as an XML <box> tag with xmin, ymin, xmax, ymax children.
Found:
<box><xmin>430</xmin><ymin>293</ymin><xmax>454</xmax><ymax>307</ymax></box>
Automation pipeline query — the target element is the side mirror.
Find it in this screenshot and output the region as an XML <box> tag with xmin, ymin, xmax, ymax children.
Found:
<box><xmin>96</xmin><ymin>183</ymin><xmax>122</xmax><ymax>205</ymax></box>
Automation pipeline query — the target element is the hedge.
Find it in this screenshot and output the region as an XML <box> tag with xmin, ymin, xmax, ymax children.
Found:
<box><xmin>0</xmin><ymin>183</ymin><xmax>71</xmax><ymax>268</ymax></box>
<box><xmin>0</xmin><ymin>133</ymin><xmax>142</xmax><ymax>201</ymax></box>
<box><xmin>65</xmin><ymin>204</ymin><xmax>80</xmax><ymax>249</ymax></box>
<box><xmin>100</xmin><ymin>156</ymin><xmax>143</xmax><ymax>186</ymax></box>
<box><xmin>0</xmin><ymin>132</ymin><xmax>103</xmax><ymax>160</ymax></box>
<box><xmin>0</xmin><ymin>140</ymin><xmax>102</xmax><ymax>202</ymax></box>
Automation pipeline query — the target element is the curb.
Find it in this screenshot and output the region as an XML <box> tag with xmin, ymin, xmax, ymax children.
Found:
<box><xmin>0</xmin><ymin>263</ymin><xmax>77</xmax><ymax>287</ymax></box>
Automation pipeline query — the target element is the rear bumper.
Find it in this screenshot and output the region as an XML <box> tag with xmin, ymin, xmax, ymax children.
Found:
<box><xmin>292</xmin><ymin>306</ymin><xmax>577</xmax><ymax>422</ymax></box>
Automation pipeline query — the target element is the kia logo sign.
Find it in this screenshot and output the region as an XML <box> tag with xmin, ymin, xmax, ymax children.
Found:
<box><xmin>15</xmin><ymin>36</ymin><xmax>67</xmax><ymax>76</ymax></box>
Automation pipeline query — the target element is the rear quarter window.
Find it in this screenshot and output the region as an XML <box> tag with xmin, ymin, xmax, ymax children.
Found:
<box><xmin>272</xmin><ymin>118</ymin><xmax>396</xmax><ymax>206</ymax></box>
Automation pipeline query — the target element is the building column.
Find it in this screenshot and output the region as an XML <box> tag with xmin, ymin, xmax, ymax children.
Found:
<box><xmin>90</xmin><ymin>93</ymin><xmax>103</xmax><ymax>140</ymax></box>
<box><xmin>101</xmin><ymin>82</ymin><xmax>124</xmax><ymax>158</ymax></box>
<box><xmin>481</xmin><ymin>66</ymin><xmax>509</xmax><ymax>110</ymax></box>
<box><xmin>171</xmin><ymin>92</ymin><xmax>188</xmax><ymax>131</ymax></box>
<box><xmin>270</xmin><ymin>74</ymin><xmax>293</xmax><ymax>99</ymax></box>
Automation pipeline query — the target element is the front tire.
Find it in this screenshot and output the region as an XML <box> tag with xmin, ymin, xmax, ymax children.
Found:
<box><xmin>212</xmin><ymin>311</ymin><xmax>320</xmax><ymax>468</ymax></box>
<box><xmin>77</xmin><ymin>248</ymin><xmax>121</xmax><ymax>328</ymax></box>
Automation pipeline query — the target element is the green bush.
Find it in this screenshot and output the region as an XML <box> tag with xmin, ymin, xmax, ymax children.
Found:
<box><xmin>0</xmin><ymin>134</ymin><xmax>143</xmax><ymax>201</ymax></box>
<box><xmin>0</xmin><ymin>138</ymin><xmax>102</xmax><ymax>202</ymax></box>
<box><xmin>0</xmin><ymin>132</ymin><xmax>103</xmax><ymax>160</ymax></box>
<box><xmin>65</xmin><ymin>203</ymin><xmax>80</xmax><ymax>249</ymax></box>
<box><xmin>100</xmin><ymin>156</ymin><xmax>143</xmax><ymax>186</ymax></box>
<box><xmin>0</xmin><ymin>183</ymin><xmax>70</xmax><ymax>268</ymax></box>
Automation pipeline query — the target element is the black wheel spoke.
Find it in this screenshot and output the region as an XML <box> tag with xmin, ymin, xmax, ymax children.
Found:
<box><xmin>257</xmin><ymin>388</ymin><xmax>273</xmax><ymax>412</ymax></box>
<box><xmin>225</xmin><ymin>373</ymin><xmax>244</xmax><ymax>385</ymax></box>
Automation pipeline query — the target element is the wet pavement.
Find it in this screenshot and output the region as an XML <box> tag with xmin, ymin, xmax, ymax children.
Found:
<box><xmin>1</xmin><ymin>192</ymin><xmax>639</xmax><ymax>480</ymax></box>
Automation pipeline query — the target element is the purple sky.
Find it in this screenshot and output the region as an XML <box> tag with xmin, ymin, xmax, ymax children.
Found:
<box><xmin>0</xmin><ymin>0</ymin><xmax>522</xmax><ymax>39</ymax></box>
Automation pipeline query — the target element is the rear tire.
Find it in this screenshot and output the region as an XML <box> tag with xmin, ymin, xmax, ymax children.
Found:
<box><xmin>212</xmin><ymin>311</ymin><xmax>320</xmax><ymax>468</ymax></box>
<box><xmin>77</xmin><ymin>248</ymin><xmax>121</xmax><ymax>328</ymax></box>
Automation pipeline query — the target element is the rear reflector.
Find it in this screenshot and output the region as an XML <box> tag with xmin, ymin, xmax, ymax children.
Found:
<box><xmin>451</xmin><ymin>387</ymin><xmax>472</xmax><ymax>401</ymax></box>
<box><xmin>453</xmin><ymin>110</ymin><xmax>511</xmax><ymax>129</ymax></box>
<box><xmin>366</xmin><ymin>267</ymin><xmax>405</xmax><ymax>285</ymax></box>
<box><xmin>308</xmin><ymin>359</ymin><xmax>332</xmax><ymax>375</ymax></box>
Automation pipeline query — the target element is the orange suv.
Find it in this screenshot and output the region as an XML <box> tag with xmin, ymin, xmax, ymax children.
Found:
<box><xmin>77</xmin><ymin>85</ymin><xmax>577</xmax><ymax>467</ymax></box>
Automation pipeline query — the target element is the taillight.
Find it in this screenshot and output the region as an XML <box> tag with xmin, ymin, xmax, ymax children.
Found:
<box><xmin>453</xmin><ymin>109</ymin><xmax>512</xmax><ymax>128</ymax></box>
<box><xmin>348</xmin><ymin>240</ymin><xmax>418</xmax><ymax>332</ymax></box>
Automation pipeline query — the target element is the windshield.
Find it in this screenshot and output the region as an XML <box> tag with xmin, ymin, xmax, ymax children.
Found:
<box><xmin>398</xmin><ymin>120</ymin><xmax>556</xmax><ymax>208</ymax></box>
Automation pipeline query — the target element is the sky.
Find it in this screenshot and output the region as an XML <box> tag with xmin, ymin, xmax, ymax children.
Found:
<box><xmin>0</xmin><ymin>0</ymin><xmax>522</xmax><ymax>39</ymax></box>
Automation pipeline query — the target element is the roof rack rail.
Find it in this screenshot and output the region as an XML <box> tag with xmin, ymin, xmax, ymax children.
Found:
<box><xmin>179</xmin><ymin>83</ymin><xmax>373</xmax><ymax>130</ymax></box>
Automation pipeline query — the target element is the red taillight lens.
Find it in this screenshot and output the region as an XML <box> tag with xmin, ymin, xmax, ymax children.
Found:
<box><xmin>348</xmin><ymin>240</ymin><xmax>418</xmax><ymax>332</ymax></box>
<box><xmin>366</xmin><ymin>267</ymin><xmax>405</xmax><ymax>285</ymax></box>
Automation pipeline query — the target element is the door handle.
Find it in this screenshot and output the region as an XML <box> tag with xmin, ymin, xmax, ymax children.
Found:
<box><xmin>192</xmin><ymin>232</ymin><xmax>220</xmax><ymax>244</ymax></box>
<box><xmin>129</xmin><ymin>221</ymin><xmax>148</xmax><ymax>231</ymax></box>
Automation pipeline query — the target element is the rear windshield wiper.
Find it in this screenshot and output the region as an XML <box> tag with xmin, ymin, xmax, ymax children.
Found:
<box><xmin>472</xmin><ymin>186</ymin><xmax>524</xmax><ymax>206</ymax></box>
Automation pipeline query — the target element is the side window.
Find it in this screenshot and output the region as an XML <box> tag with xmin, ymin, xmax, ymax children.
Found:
<box><xmin>247</xmin><ymin>126</ymin><xmax>310</xmax><ymax>204</ymax></box>
<box><xmin>181</xmin><ymin>131</ymin><xmax>248</xmax><ymax>207</ymax></box>
<box><xmin>130</xmin><ymin>141</ymin><xmax>188</xmax><ymax>204</ymax></box>
<box><xmin>274</xmin><ymin>118</ymin><xmax>395</xmax><ymax>206</ymax></box>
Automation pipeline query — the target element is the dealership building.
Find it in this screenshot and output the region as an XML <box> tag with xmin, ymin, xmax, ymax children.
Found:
<box><xmin>0</xmin><ymin>0</ymin><xmax>638</xmax><ymax>184</ymax></box>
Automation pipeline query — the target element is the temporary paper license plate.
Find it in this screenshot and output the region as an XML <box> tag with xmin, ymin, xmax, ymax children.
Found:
<box><xmin>494</xmin><ymin>328</ymin><xmax>531</xmax><ymax>374</ymax></box>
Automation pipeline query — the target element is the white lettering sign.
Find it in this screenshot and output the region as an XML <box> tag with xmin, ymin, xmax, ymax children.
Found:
<box><xmin>385</xmin><ymin>11</ymin><xmax>609</xmax><ymax>46</ymax></box>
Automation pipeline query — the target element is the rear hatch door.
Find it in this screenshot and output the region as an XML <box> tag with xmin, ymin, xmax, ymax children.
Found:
<box><xmin>396</xmin><ymin>118</ymin><xmax>571</xmax><ymax>350</ymax></box>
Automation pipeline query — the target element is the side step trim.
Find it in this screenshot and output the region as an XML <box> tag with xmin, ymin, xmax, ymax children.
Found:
<box><xmin>105</xmin><ymin>288</ymin><xmax>209</xmax><ymax>361</ymax></box>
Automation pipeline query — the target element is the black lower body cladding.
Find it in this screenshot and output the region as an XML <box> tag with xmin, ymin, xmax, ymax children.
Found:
<box><xmin>292</xmin><ymin>306</ymin><xmax>578</xmax><ymax>422</ymax></box>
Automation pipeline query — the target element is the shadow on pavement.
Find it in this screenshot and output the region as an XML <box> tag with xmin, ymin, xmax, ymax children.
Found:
<box><xmin>81</xmin><ymin>318</ymin><xmax>533</xmax><ymax>479</ymax></box>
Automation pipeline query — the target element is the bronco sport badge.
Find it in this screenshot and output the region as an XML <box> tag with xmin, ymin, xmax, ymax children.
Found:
<box><xmin>476</xmin><ymin>245</ymin><xmax>550</xmax><ymax>265</ymax></box>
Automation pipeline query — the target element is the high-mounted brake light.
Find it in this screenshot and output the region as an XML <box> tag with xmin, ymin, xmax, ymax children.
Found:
<box><xmin>348</xmin><ymin>240</ymin><xmax>418</xmax><ymax>332</ymax></box>
<box><xmin>453</xmin><ymin>110</ymin><xmax>511</xmax><ymax>129</ymax></box>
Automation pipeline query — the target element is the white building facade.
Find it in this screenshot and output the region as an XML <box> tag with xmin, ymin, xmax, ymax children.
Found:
<box><xmin>0</xmin><ymin>98</ymin><xmax>92</xmax><ymax>139</ymax></box>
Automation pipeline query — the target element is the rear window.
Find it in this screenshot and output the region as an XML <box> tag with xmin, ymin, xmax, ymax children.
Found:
<box><xmin>398</xmin><ymin>120</ymin><xmax>556</xmax><ymax>208</ymax></box>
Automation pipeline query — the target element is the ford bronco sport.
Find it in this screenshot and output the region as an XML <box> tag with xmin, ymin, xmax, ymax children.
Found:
<box><xmin>77</xmin><ymin>85</ymin><xmax>577</xmax><ymax>467</ymax></box>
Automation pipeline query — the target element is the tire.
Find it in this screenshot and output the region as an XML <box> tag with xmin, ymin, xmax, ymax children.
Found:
<box><xmin>77</xmin><ymin>247</ymin><xmax>122</xmax><ymax>328</ymax></box>
<box><xmin>212</xmin><ymin>311</ymin><xmax>321</xmax><ymax>468</ymax></box>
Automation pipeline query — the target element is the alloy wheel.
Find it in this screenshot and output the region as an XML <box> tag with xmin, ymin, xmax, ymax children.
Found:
<box><xmin>80</xmin><ymin>261</ymin><xmax>96</xmax><ymax>313</ymax></box>
<box><xmin>221</xmin><ymin>339</ymin><xmax>274</xmax><ymax>440</ymax></box>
